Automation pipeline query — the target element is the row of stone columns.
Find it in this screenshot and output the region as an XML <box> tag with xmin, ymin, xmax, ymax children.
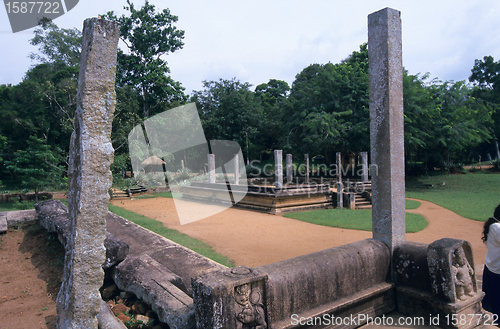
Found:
<box><xmin>273</xmin><ymin>151</ymin><xmax>370</xmax><ymax>187</ymax></box>
<box><xmin>207</xmin><ymin>151</ymin><xmax>369</xmax><ymax>188</ymax></box>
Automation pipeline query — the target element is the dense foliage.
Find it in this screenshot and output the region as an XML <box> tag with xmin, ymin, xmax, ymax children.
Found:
<box><xmin>0</xmin><ymin>2</ymin><xmax>499</xmax><ymax>190</ymax></box>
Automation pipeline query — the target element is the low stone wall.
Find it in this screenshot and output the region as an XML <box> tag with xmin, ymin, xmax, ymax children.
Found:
<box><xmin>192</xmin><ymin>239</ymin><xmax>395</xmax><ymax>329</ymax></box>
<box><xmin>394</xmin><ymin>239</ymin><xmax>485</xmax><ymax>329</ymax></box>
<box><xmin>0</xmin><ymin>192</ymin><xmax>53</xmax><ymax>203</ymax></box>
<box><xmin>35</xmin><ymin>199</ymin><xmax>226</xmax><ymax>329</ymax></box>
<box><xmin>35</xmin><ymin>200</ymin><xmax>129</xmax><ymax>270</ymax></box>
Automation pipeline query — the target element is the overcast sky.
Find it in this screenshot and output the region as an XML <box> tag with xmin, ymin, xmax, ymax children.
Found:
<box><xmin>1</xmin><ymin>0</ymin><xmax>500</xmax><ymax>95</ymax></box>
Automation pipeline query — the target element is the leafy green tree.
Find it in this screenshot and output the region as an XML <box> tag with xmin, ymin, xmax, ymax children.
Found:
<box><xmin>29</xmin><ymin>18</ymin><xmax>82</xmax><ymax>67</ymax></box>
<box><xmin>286</xmin><ymin>44</ymin><xmax>369</xmax><ymax>161</ymax></box>
<box><xmin>469</xmin><ymin>55</ymin><xmax>500</xmax><ymax>155</ymax></box>
<box><xmin>104</xmin><ymin>0</ymin><xmax>187</xmax><ymax>118</ymax></box>
<box><xmin>192</xmin><ymin>78</ymin><xmax>264</xmax><ymax>160</ymax></box>
<box><xmin>6</xmin><ymin>136</ymin><xmax>66</xmax><ymax>201</ymax></box>
<box><xmin>428</xmin><ymin>80</ymin><xmax>493</xmax><ymax>167</ymax></box>
<box><xmin>254</xmin><ymin>79</ymin><xmax>290</xmax><ymax>158</ymax></box>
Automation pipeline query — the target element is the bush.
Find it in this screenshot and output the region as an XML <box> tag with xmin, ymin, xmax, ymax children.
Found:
<box><xmin>132</xmin><ymin>172</ymin><xmax>166</xmax><ymax>187</ymax></box>
<box><xmin>448</xmin><ymin>162</ymin><xmax>466</xmax><ymax>174</ymax></box>
<box><xmin>245</xmin><ymin>164</ymin><xmax>260</xmax><ymax>177</ymax></box>
<box><xmin>492</xmin><ymin>159</ymin><xmax>500</xmax><ymax>171</ymax></box>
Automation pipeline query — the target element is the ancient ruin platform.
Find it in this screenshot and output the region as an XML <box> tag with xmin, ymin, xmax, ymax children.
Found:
<box><xmin>181</xmin><ymin>182</ymin><xmax>333</xmax><ymax>214</ymax></box>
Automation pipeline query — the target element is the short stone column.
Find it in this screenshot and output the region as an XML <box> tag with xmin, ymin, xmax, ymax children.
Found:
<box><xmin>336</xmin><ymin>152</ymin><xmax>342</xmax><ymax>184</ymax></box>
<box><xmin>57</xmin><ymin>18</ymin><xmax>120</xmax><ymax>329</ymax></box>
<box><xmin>336</xmin><ymin>182</ymin><xmax>344</xmax><ymax>209</ymax></box>
<box><xmin>368</xmin><ymin>7</ymin><xmax>406</xmax><ymax>253</ymax></box>
<box><xmin>234</xmin><ymin>154</ymin><xmax>239</xmax><ymax>185</ymax></box>
<box><xmin>348</xmin><ymin>192</ymin><xmax>356</xmax><ymax>210</ymax></box>
<box><xmin>208</xmin><ymin>154</ymin><xmax>215</xmax><ymax>183</ymax></box>
<box><xmin>361</xmin><ymin>152</ymin><xmax>369</xmax><ymax>182</ymax></box>
<box><xmin>286</xmin><ymin>154</ymin><xmax>293</xmax><ymax>184</ymax></box>
<box><xmin>181</xmin><ymin>159</ymin><xmax>185</xmax><ymax>170</ymax></box>
<box><xmin>274</xmin><ymin>150</ymin><xmax>283</xmax><ymax>188</ymax></box>
<box><xmin>304</xmin><ymin>154</ymin><xmax>309</xmax><ymax>184</ymax></box>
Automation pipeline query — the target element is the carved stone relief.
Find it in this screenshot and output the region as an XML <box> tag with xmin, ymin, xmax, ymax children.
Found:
<box><xmin>234</xmin><ymin>283</ymin><xmax>267</xmax><ymax>329</ymax></box>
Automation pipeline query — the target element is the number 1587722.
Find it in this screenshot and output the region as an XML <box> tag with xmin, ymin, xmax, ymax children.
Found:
<box><xmin>4</xmin><ymin>2</ymin><xmax>61</xmax><ymax>14</ymax></box>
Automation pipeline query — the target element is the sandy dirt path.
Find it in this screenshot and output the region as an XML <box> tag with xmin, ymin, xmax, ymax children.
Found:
<box><xmin>110</xmin><ymin>197</ymin><xmax>487</xmax><ymax>268</ymax></box>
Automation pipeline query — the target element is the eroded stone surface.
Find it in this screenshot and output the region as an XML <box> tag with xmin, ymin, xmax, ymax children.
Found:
<box><xmin>368</xmin><ymin>7</ymin><xmax>406</xmax><ymax>253</ymax></box>
<box><xmin>274</xmin><ymin>150</ymin><xmax>283</xmax><ymax>188</ymax></box>
<box><xmin>56</xmin><ymin>18</ymin><xmax>120</xmax><ymax>329</ymax></box>
<box><xmin>35</xmin><ymin>200</ymin><xmax>129</xmax><ymax>269</ymax></box>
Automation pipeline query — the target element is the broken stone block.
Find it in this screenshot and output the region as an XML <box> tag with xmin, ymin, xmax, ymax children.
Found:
<box><xmin>112</xmin><ymin>254</ymin><xmax>195</xmax><ymax>329</ymax></box>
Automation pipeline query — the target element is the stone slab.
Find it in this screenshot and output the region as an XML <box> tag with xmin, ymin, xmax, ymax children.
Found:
<box><xmin>0</xmin><ymin>213</ymin><xmax>6</xmax><ymax>234</ymax></box>
<box><xmin>105</xmin><ymin>211</ymin><xmax>226</xmax><ymax>296</ymax></box>
<box><xmin>113</xmin><ymin>254</ymin><xmax>195</xmax><ymax>329</ymax></box>
<box><xmin>5</xmin><ymin>209</ymin><xmax>38</xmax><ymax>228</ymax></box>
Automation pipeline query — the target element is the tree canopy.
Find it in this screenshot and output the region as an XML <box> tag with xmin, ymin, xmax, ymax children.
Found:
<box><xmin>0</xmin><ymin>2</ymin><xmax>498</xmax><ymax>190</ymax></box>
<box><xmin>103</xmin><ymin>0</ymin><xmax>187</xmax><ymax>118</ymax></box>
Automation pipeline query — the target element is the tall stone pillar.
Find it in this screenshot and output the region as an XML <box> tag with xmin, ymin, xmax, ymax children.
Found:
<box><xmin>336</xmin><ymin>152</ymin><xmax>342</xmax><ymax>184</ymax></box>
<box><xmin>208</xmin><ymin>154</ymin><xmax>216</xmax><ymax>184</ymax></box>
<box><xmin>274</xmin><ymin>150</ymin><xmax>283</xmax><ymax>188</ymax></box>
<box><xmin>57</xmin><ymin>18</ymin><xmax>120</xmax><ymax>329</ymax></box>
<box><xmin>286</xmin><ymin>154</ymin><xmax>293</xmax><ymax>184</ymax></box>
<box><xmin>368</xmin><ymin>8</ymin><xmax>406</xmax><ymax>253</ymax></box>
<box><xmin>304</xmin><ymin>154</ymin><xmax>309</xmax><ymax>184</ymax></box>
<box><xmin>361</xmin><ymin>152</ymin><xmax>369</xmax><ymax>182</ymax></box>
<box><xmin>234</xmin><ymin>154</ymin><xmax>239</xmax><ymax>185</ymax></box>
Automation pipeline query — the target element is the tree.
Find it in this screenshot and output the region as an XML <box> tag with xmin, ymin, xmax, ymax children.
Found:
<box><xmin>29</xmin><ymin>18</ymin><xmax>82</xmax><ymax>67</ymax></box>
<box><xmin>285</xmin><ymin>44</ymin><xmax>369</xmax><ymax>161</ymax></box>
<box><xmin>192</xmin><ymin>78</ymin><xmax>264</xmax><ymax>160</ymax></box>
<box><xmin>6</xmin><ymin>136</ymin><xmax>66</xmax><ymax>201</ymax></box>
<box><xmin>104</xmin><ymin>0</ymin><xmax>187</xmax><ymax>118</ymax></box>
<box><xmin>254</xmin><ymin>79</ymin><xmax>290</xmax><ymax>158</ymax></box>
<box><xmin>469</xmin><ymin>55</ymin><xmax>500</xmax><ymax>155</ymax></box>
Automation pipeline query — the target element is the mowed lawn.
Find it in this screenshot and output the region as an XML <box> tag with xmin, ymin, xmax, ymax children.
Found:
<box><xmin>406</xmin><ymin>172</ymin><xmax>500</xmax><ymax>222</ymax></box>
<box><xmin>284</xmin><ymin>199</ymin><xmax>427</xmax><ymax>233</ymax></box>
<box><xmin>285</xmin><ymin>172</ymin><xmax>500</xmax><ymax>230</ymax></box>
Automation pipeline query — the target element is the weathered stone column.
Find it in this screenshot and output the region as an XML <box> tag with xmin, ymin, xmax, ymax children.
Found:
<box><xmin>181</xmin><ymin>159</ymin><xmax>185</xmax><ymax>170</ymax></box>
<box><xmin>274</xmin><ymin>150</ymin><xmax>283</xmax><ymax>188</ymax></box>
<box><xmin>368</xmin><ymin>7</ymin><xmax>406</xmax><ymax>253</ymax></box>
<box><xmin>286</xmin><ymin>154</ymin><xmax>293</xmax><ymax>183</ymax></box>
<box><xmin>234</xmin><ymin>154</ymin><xmax>239</xmax><ymax>185</ymax></box>
<box><xmin>304</xmin><ymin>154</ymin><xmax>309</xmax><ymax>184</ymax></box>
<box><xmin>208</xmin><ymin>154</ymin><xmax>215</xmax><ymax>184</ymax></box>
<box><xmin>57</xmin><ymin>18</ymin><xmax>120</xmax><ymax>329</ymax></box>
<box><xmin>361</xmin><ymin>152</ymin><xmax>369</xmax><ymax>182</ymax></box>
<box><xmin>336</xmin><ymin>182</ymin><xmax>344</xmax><ymax>209</ymax></box>
<box><xmin>336</xmin><ymin>152</ymin><xmax>342</xmax><ymax>184</ymax></box>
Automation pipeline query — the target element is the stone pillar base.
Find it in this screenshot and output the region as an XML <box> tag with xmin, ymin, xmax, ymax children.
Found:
<box><xmin>397</xmin><ymin>286</ymin><xmax>485</xmax><ymax>329</ymax></box>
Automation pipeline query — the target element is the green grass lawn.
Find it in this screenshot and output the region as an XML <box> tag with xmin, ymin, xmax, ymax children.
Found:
<box><xmin>284</xmin><ymin>199</ymin><xmax>426</xmax><ymax>233</ymax></box>
<box><xmin>406</xmin><ymin>172</ymin><xmax>500</xmax><ymax>222</ymax></box>
<box><xmin>284</xmin><ymin>207</ymin><xmax>427</xmax><ymax>233</ymax></box>
<box><xmin>108</xmin><ymin>204</ymin><xmax>235</xmax><ymax>267</ymax></box>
